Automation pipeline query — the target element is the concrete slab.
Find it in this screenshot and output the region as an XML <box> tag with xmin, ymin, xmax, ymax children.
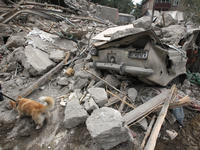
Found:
<box><xmin>22</xmin><ymin>45</ymin><xmax>55</xmax><ymax>76</ymax></box>
<box><xmin>92</xmin><ymin>24</ymin><xmax>133</xmax><ymax>41</ymax></box>
<box><xmin>86</xmin><ymin>107</ymin><xmax>133</xmax><ymax>150</ymax></box>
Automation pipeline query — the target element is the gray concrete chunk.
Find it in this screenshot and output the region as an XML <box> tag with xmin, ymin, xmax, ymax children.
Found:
<box><xmin>128</xmin><ymin>88</ymin><xmax>138</xmax><ymax>103</ymax></box>
<box><xmin>57</xmin><ymin>77</ymin><xmax>69</xmax><ymax>86</ymax></box>
<box><xmin>88</xmin><ymin>87</ymin><xmax>108</xmax><ymax>107</ymax></box>
<box><xmin>50</xmin><ymin>50</ymin><xmax>65</xmax><ymax>62</ymax></box>
<box><xmin>86</xmin><ymin>107</ymin><xmax>133</xmax><ymax>150</ymax></box>
<box><xmin>64</xmin><ymin>100</ymin><xmax>89</xmax><ymax>129</ymax></box>
<box><xmin>138</xmin><ymin>118</ymin><xmax>148</xmax><ymax>131</ymax></box>
<box><xmin>22</xmin><ymin>45</ymin><xmax>55</xmax><ymax>76</ymax></box>
<box><xmin>105</xmin><ymin>74</ymin><xmax>121</xmax><ymax>89</ymax></box>
<box><xmin>84</xmin><ymin>97</ymin><xmax>99</xmax><ymax>112</ymax></box>
<box><xmin>74</xmin><ymin>77</ymin><xmax>89</xmax><ymax>90</ymax></box>
<box><xmin>132</xmin><ymin>16</ymin><xmax>151</xmax><ymax>30</ymax></box>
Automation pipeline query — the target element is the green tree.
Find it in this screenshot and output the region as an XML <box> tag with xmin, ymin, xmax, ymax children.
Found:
<box><xmin>108</xmin><ymin>0</ymin><xmax>134</xmax><ymax>14</ymax></box>
<box><xmin>130</xmin><ymin>3</ymin><xmax>142</xmax><ymax>19</ymax></box>
<box><xmin>89</xmin><ymin>0</ymin><xmax>134</xmax><ymax>14</ymax></box>
<box><xmin>182</xmin><ymin>0</ymin><xmax>200</xmax><ymax>23</ymax></box>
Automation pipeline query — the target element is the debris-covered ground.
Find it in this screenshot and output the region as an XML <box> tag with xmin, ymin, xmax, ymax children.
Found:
<box><xmin>0</xmin><ymin>0</ymin><xmax>200</xmax><ymax>150</ymax></box>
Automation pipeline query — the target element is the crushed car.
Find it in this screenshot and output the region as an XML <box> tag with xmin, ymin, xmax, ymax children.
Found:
<box><xmin>90</xmin><ymin>28</ymin><xmax>187</xmax><ymax>86</ymax></box>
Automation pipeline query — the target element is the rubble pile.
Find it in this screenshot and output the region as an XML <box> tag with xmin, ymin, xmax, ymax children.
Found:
<box><xmin>132</xmin><ymin>15</ymin><xmax>187</xmax><ymax>45</ymax></box>
<box><xmin>0</xmin><ymin>0</ymin><xmax>200</xmax><ymax>150</ymax></box>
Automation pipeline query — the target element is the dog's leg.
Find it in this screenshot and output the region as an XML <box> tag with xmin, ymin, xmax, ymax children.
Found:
<box><xmin>46</xmin><ymin>112</ymin><xmax>51</xmax><ymax>119</ymax></box>
<box><xmin>16</xmin><ymin>111</ymin><xmax>25</xmax><ymax>119</ymax></box>
<box><xmin>32</xmin><ymin>113</ymin><xmax>44</xmax><ymax>129</ymax></box>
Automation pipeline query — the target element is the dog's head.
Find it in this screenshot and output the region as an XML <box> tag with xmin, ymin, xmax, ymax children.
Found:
<box><xmin>9</xmin><ymin>95</ymin><xmax>22</xmax><ymax>109</ymax></box>
<box><xmin>0</xmin><ymin>83</ymin><xmax>4</xmax><ymax>101</ymax></box>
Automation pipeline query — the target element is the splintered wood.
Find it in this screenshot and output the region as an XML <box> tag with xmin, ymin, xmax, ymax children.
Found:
<box><xmin>123</xmin><ymin>89</ymin><xmax>170</xmax><ymax>125</ymax></box>
<box><xmin>141</xmin><ymin>115</ymin><xmax>156</xmax><ymax>149</ymax></box>
<box><xmin>144</xmin><ymin>84</ymin><xmax>177</xmax><ymax>150</ymax></box>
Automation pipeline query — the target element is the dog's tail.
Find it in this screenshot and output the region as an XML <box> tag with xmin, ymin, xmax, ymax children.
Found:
<box><xmin>39</xmin><ymin>96</ymin><xmax>55</xmax><ymax>112</ymax></box>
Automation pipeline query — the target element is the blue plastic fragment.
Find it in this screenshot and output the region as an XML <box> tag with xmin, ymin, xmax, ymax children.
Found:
<box><xmin>171</xmin><ymin>106</ymin><xmax>185</xmax><ymax>126</ymax></box>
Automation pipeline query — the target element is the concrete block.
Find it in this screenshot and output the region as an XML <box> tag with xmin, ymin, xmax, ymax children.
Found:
<box><xmin>86</xmin><ymin>107</ymin><xmax>133</xmax><ymax>150</ymax></box>
<box><xmin>57</xmin><ymin>77</ymin><xmax>69</xmax><ymax>86</ymax></box>
<box><xmin>94</xmin><ymin>80</ymin><xmax>105</xmax><ymax>88</ymax></box>
<box><xmin>128</xmin><ymin>88</ymin><xmax>138</xmax><ymax>103</ymax></box>
<box><xmin>88</xmin><ymin>87</ymin><xmax>108</xmax><ymax>107</ymax></box>
<box><xmin>22</xmin><ymin>45</ymin><xmax>55</xmax><ymax>76</ymax></box>
<box><xmin>182</xmin><ymin>79</ymin><xmax>190</xmax><ymax>89</ymax></box>
<box><xmin>74</xmin><ymin>77</ymin><xmax>89</xmax><ymax>90</ymax></box>
<box><xmin>133</xmin><ymin>16</ymin><xmax>151</xmax><ymax>30</ymax></box>
<box><xmin>73</xmin><ymin>62</ymin><xmax>84</xmax><ymax>71</ymax></box>
<box><xmin>105</xmin><ymin>74</ymin><xmax>121</xmax><ymax>89</ymax></box>
<box><xmin>74</xmin><ymin>70</ymin><xmax>93</xmax><ymax>80</ymax></box>
<box><xmin>63</xmin><ymin>100</ymin><xmax>89</xmax><ymax>129</ymax></box>
<box><xmin>53</xmin><ymin>38</ymin><xmax>77</xmax><ymax>50</ymax></box>
<box><xmin>5</xmin><ymin>33</ymin><xmax>26</xmax><ymax>49</ymax></box>
<box><xmin>50</xmin><ymin>50</ymin><xmax>65</xmax><ymax>62</ymax></box>
<box><xmin>138</xmin><ymin>118</ymin><xmax>148</xmax><ymax>131</ymax></box>
<box><xmin>84</xmin><ymin>97</ymin><xmax>99</xmax><ymax>112</ymax></box>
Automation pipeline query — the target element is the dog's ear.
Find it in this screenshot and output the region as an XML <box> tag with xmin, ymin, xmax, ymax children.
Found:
<box><xmin>9</xmin><ymin>100</ymin><xmax>15</xmax><ymax>108</ymax></box>
<box><xmin>17</xmin><ymin>95</ymin><xmax>22</xmax><ymax>99</ymax></box>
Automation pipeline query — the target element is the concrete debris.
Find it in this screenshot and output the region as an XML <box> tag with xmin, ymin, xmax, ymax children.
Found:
<box><xmin>92</xmin><ymin>24</ymin><xmax>133</xmax><ymax>41</ymax></box>
<box><xmin>50</xmin><ymin>50</ymin><xmax>65</xmax><ymax>62</ymax></box>
<box><xmin>105</xmin><ymin>74</ymin><xmax>121</xmax><ymax>90</ymax></box>
<box><xmin>57</xmin><ymin>77</ymin><xmax>69</xmax><ymax>86</ymax></box>
<box><xmin>6</xmin><ymin>62</ymin><xmax>16</xmax><ymax>72</ymax></box>
<box><xmin>182</xmin><ymin>79</ymin><xmax>191</xmax><ymax>90</ymax></box>
<box><xmin>73</xmin><ymin>77</ymin><xmax>89</xmax><ymax>90</ymax></box>
<box><xmin>110</xmin><ymin>27</ymin><xmax>144</xmax><ymax>41</ymax></box>
<box><xmin>0</xmin><ymin>0</ymin><xmax>198</xmax><ymax>149</ymax></box>
<box><xmin>166</xmin><ymin>130</ymin><xmax>178</xmax><ymax>140</ymax></box>
<box><xmin>86</xmin><ymin>107</ymin><xmax>133</xmax><ymax>150</ymax></box>
<box><xmin>4</xmin><ymin>33</ymin><xmax>26</xmax><ymax>49</ymax></box>
<box><xmin>12</xmin><ymin>46</ymin><xmax>25</xmax><ymax>63</ymax></box>
<box><xmin>64</xmin><ymin>99</ymin><xmax>89</xmax><ymax>129</ymax></box>
<box><xmin>15</xmin><ymin>78</ymin><xmax>24</xmax><ymax>86</ymax></box>
<box><xmin>156</xmin><ymin>13</ymin><xmax>177</xmax><ymax>27</ymax></box>
<box><xmin>74</xmin><ymin>67</ymin><xmax>102</xmax><ymax>81</ymax></box>
<box><xmin>22</xmin><ymin>45</ymin><xmax>55</xmax><ymax>76</ymax></box>
<box><xmin>132</xmin><ymin>16</ymin><xmax>151</xmax><ymax>30</ymax></box>
<box><xmin>53</xmin><ymin>38</ymin><xmax>77</xmax><ymax>50</ymax></box>
<box><xmin>73</xmin><ymin>61</ymin><xmax>85</xmax><ymax>71</ymax></box>
<box><xmin>128</xmin><ymin>88</ymin><xmax>138</xmax><ymax>103</ymax></box>
<box><xmin>138</xmin><ymin>118</ymin><xmax>148</xmax><ymax>131</ymax></box>
<box><xmin>184</xmin><ymin>89</ymin><xmax>192</xmax><ymax>96</ymax></box>
<box><xmin>161</xmin><ymin>25</ymin><xmax>186</xmax><ymax>45</ymax></box>
<box><xmin>84</xmin><ymin>97</ymin><xmax>99</xmax><ymax>113</ymax></box>
<box><xmin>88</xmin><ymin>87</ymin><xmax>108</xmax><ymax>107</ymax></box>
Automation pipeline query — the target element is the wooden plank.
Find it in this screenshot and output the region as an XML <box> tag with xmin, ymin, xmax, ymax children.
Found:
<box><xmin>123</xmin><ymin>89</ymin><xmax>169</xmax><ymax>125</ymax></box>
<box><xmin>153</xmin><ymin>95</ymin><xmax>191</xmax><ymax>112</ymax></box>
<box><xmin>144</xmin><ymin>85</ymin><xmax>176</xmax><ymax>150</ymax></box>
<box><xmin>141</xmin><ymin>115</ymin><xmax>156</xmax><ymax>149</ymax></box>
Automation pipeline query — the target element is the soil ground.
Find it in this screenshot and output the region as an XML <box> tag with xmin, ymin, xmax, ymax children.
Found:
<box><xmin>0</xmin><ymin>75</ymin><xmax>199</xmax><ymax>150</ymax></box>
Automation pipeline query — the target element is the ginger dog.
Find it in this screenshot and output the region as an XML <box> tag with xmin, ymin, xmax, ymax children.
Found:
<box><xmin>9</xmin><ymin>96</ymin><xmax>55</xmax><ymax>129</ymax></box>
